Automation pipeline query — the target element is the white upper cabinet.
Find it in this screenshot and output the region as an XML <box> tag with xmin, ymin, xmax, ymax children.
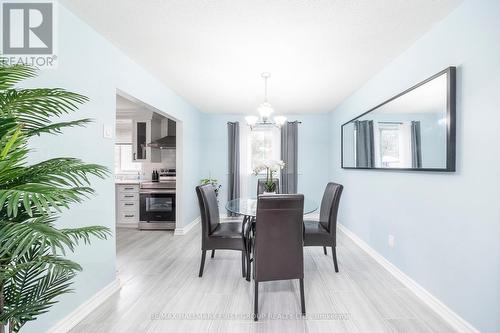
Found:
<box><xmin>132</xmin><ymin>118</ymin><xmax>162</xmax><ymax>163</ymax></box>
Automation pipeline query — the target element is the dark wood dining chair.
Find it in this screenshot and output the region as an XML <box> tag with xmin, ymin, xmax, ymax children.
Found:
<box><xmin>196</xmin><ymin>184</ymin><xmax>248</xmax><ymax>278</ymax></box>
<box><xmin>303</xmin><ymin>182</ymin><xmax>343</xmax><ymax>272</ymax></box>
<box><xmin>257</xmin><ymin>178</ymin><xmax>280</xmax><ymax>195</ymax></box>
<box><xmin>252</xmin><ymin>194</ymin><xmax>305</xmax><ymax>321</ymax></box>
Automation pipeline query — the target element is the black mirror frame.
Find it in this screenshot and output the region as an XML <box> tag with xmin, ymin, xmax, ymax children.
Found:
<box><xmin>341</xmin><ymin>66</ymin><xmax>456</xmax><ymax>172</ymax></box>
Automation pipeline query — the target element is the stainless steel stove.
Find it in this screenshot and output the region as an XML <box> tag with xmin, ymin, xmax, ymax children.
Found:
<box><xmin>139</xmin><ymin>169</ymin><xmax>176</xmax><ymax>230</ymax></box>
<box><xmin>140</xmin><ymin>181</ymin><xmax>176</xmax><ymax>192</ymax></box>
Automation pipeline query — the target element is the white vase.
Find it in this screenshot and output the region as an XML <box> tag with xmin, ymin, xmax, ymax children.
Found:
<box><xmin>263</xmin><ymin>191</ymin><xmax>276</xmax><ymax>195</ymax></box>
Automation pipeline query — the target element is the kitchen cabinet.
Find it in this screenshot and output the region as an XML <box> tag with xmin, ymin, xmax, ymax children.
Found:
<box><xmin>132</xmin><ymin>118</ymin><xmax>161</xmax><ymax>163</ymax></box>
<box><xmin>134</xmin><ymin>121</ymin><xmax>147</xmax><ymax>160</ymax></box>
<box><xmin>116</xmin><ymin>184</ymin><xmax>140</xmax><ymax>227</ymax></box>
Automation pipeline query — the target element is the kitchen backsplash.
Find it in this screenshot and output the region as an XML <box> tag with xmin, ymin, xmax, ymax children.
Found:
<box><xmin>116</xmin><ymin>149</ymin><xmax>175</xmax><ymax>180</ymax></box>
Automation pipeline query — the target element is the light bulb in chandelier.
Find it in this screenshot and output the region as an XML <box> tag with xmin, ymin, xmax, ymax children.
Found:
<box><xmin>274</xmin><ymin>116</ymin><xmax>287</xmax><ymax>127</ymax></box>
<box><xmin>245</xmin><ymin>115</ymin><xmax>259</xmax><ymax>126</ymax></box>
<box><xmin>258</xmin><ymin>102</ymin><xmax>274</xmax><ymax>120</ymax></box>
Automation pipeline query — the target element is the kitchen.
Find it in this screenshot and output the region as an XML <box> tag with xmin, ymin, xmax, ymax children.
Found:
<box><xmin>115</xmin><ymin>94</ymin><xmax>177</xmax><ymax>230</ymax></box>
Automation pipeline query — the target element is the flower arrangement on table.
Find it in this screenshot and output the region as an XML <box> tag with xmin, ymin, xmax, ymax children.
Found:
<box><xmin>253</xmin><ymin>159</ymin><xmax>285</xmax><ymax>193</ymax></box>
<box><xmin>200</xmin><ymin>177</ymin><xmax>221</xmax><ymax>197</ymax></box>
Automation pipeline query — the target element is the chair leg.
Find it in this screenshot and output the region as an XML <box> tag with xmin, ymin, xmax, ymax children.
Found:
<box><xmin>246</xmin><ymin>235</ymin><xmax>252</xmax><ymax>281</ymax></box>
<box><xmin>246</xmin><ymin>247</ymin><xmax>251</xmax><ymax>281</ymax></box>
<box><xmin>241</xmin><ymin>250</ymin><xmax>246</xmax><ymax>278</ymax></box>
<box><xmin>323</xmin><ymin>246</ymin><xmax>327</xmax><ymax>255</ymax></box>
<box><xmin>198</xmin><ymin>250</ymin><xmax>207</xmax><ymax>277</ymax></box>
<box><xmin>211</xmin><ymin>250</ymin><xmax>215</xmax><ymax>258</ymax></box>
<box><xmin>299</xmin><ymin>278</ymin><xmax>306</xmax><ymax>315</ymax></box>
<box><xmin>332</xmin><ymin>246</ymin><xmax>339</xmax><ymax>272</ymax></box>
<box><xmin>254</xmin><ymin>281</ymin><xmax>259</xmax><ymax>321</ymax></box>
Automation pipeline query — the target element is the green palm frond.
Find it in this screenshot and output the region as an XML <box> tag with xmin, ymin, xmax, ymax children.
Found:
<box><xmin>0</xmin><ymin>124</ymin><xmax>21</xmax><ymax>159</ymax></box>
<box><xmin>0</xmin><ymin>88</ymin><xmax>89</xmax><ymax>136</ymax></box>
<box><xmin>0</xmin><ymin>63</ymin><xmax>111</xmax><ymax>332</ymax></box>
<box><xmin>0</xmin><ymin>185</ymin><xmax>95</xmax><ymax>217</ymax></box>
<box><xmin>0</xmin><ymin>120</ymin><xmax>109</xmax><ymax>217</ymax></box>
<box><xmin>1</xmin><ymin>245</ymin><xmax>78</xmax><ymax>331</ymax></box>
<box><xmin>0</xmin><ymin>216</ymin><xmax>110</xmax><ymax>259</ymax></box>
<box><xmin>0</xmin><ymin>253</ymin><xmax>81</xmax><ymax>282</ymax></box>
<box><xmin>61</xmin><ymin>226</ymin><xmax>111</xmax><ymax>245</ymax></box>
<box><xmin>0</xmin><ymin>88</ymin><xmax>88</xmax><ymax>116</ymax></box>
<box><xmin>0</xmin><ymin>119</ymin><xmax>30</xmax><ymax>194</ymax></box>
<box><xmin>28</xmin><ymin>118</ymin><xmax>92</xmax><ymax>136</ymax></box>
<box><xmin>0</xmin><ymin>117</ymin><xmax>25</xmax><ymax>156</ymax></box>
<box><xmin>18</xmin><ymin>158</ymin><xmax>109</xmax><ymax>187</ymax></box>
<box><xmin>0</xmin><ymin>216</ymin><xmax>73</xmax><ymax>258</ymax></box>
<box><xmin>0</xmin><ymin>117</ymin><xmax>17</xmax><ymax>138</ymax></box>
<box><xmin>0</xmin><ymin>65</ymin><xmax>36</xmax><ymax>91</ymax></box>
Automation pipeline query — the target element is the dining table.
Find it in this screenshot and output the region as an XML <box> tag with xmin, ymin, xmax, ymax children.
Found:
<box><xmin>225</xmin><ymin>197</ymin><xmax>318</xmax><ymax>218</ymax></box>
<box><xmin>225</xmin><ymin>197</ymin><xmax>318</xmax><ymax>281</ymax></box>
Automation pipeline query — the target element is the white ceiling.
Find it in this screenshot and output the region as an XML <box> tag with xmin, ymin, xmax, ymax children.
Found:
<box><xmin>116</xmin><ymin>95</ymin><xmax>140</xmax><ymax>111</ymax></box>
<box><xmin>62</xmin><ymin>0</ymin><xmax>461</xmax><ymax>114</ymax></box>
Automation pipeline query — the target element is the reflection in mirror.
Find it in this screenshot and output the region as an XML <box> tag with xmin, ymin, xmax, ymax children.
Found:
<box><xmin>342</xmin><ymin>67</ymin><xmax>455</xmax><ymax>171</ymax></box>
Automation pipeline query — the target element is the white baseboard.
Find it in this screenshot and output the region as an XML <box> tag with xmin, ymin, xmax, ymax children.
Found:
<box><xmin>174</xmin><ymin>216</ymin><xmax>200</xmax><ymax>235</ymax></box>
<box><xmin>116</xmin><ymin>223</ymin><xmax>138</xmax><ymax>229</ymax></box>
<box><xmin>338</xmin><ymin>224</ymin><xmax>478</xmax><ymax>333</ymax></box>
<box><xmin>48</xmin><ymin>278</ymin><xmax>121</xmax><ymax>333</ymax></box>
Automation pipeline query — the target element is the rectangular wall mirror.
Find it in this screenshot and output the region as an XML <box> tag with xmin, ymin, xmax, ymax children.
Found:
<box><xmin>341</xmin><ymin>67</ymin><xmax>456</xmax><ymax>171</ymax></box>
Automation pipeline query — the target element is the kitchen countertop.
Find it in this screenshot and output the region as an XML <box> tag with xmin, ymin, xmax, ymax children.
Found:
<box><xmin>115</xmin><ymin>180</ymin><xmax>144</xmax><ymax>185</ymax></box>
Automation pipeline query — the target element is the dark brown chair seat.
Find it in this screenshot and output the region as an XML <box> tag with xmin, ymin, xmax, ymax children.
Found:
<box><xmin>303</xmin><ymin>182</ymin><xmax>343</xmax><ymax>272</ymax></box>
<box><xmin>303</xmin><ymin>220</ymin><xmax>330</xmax><ymax>245</ymax></box>
<box><xmin>211</xmin><ymin>222</ymin><xmax>243</xmax><ymax>237</ymax></box>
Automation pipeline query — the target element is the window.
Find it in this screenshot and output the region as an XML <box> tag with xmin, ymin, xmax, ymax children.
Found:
<box><xmin>379</xmin><ymin>124</ymin><xmax>400</xmax><ymax>167</ymax></box>
<box><xmin>114</xmin><ymin>144</ymin><xmax>141</xmax><ymax>174</ymax></box>
<box><xmin>247</xmin><ymin>128</ymin><xmax>280</xmax><ymax>173</ymax></box>
<box><xmin>375</xmin><ymin>122</ymin><xmax>412</xmax><ymax>168</ymax></box>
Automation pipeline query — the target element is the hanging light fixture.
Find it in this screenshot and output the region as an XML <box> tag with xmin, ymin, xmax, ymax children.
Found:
<box><xmin>246</xmin><ymin>72</ymin><xmax>286</xmax><ymax>129</ymax></box>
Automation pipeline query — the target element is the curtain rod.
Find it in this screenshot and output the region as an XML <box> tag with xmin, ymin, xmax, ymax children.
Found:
<box><xmin>377</xmin><ymin>121</ymin><xmax>403</xmax><ymax>124</ymax></box>
<box><xmin>226</xmin><ymin>121</ymin><xmax>302</xmax><ymax>124</ymax></box>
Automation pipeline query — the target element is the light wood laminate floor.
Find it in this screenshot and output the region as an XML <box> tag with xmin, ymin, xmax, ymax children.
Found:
<box><xmin>71</xmin><ymin>223</ymin><xmax>456</xmax><ymax>333</ymax></box>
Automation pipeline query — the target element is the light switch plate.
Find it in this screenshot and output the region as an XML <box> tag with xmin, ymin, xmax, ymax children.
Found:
<box><xmin>103</xmin><ymin>125</ymin><xmax>113</xmax><ymax>139</ymax></box>
<box><xmin>388</xmin><ymin>234</ymin><xmax>395</xmax><ymax>248</ymax></box>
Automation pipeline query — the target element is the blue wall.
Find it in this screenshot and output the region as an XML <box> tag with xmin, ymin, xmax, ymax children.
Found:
<box><xmin>200</xmin><ymin>113</ymin><xmax>332</xmax><ymax>210</ymax></box>
<box><xmin>329</xmin><ymin>0</ymin><xmax>500</xmax><ymax>331</ymax></box>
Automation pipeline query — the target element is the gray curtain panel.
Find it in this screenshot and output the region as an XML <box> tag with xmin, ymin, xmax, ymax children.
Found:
<box><xmin>280</xmin><ymin>121</ymin><xmax>299</xmax><ymax>194</ymax></box>
<box><xmin>411</xmin><ymin>121</ymin><xmax>422</xmax><ymax>168</ymax></box>
<box><xmin>227</xmin><ymin>122</ymin><xmax>240</xmax><ymax>216</ymax></box>
<box><xmin>354</xmin><ymin>120</ymin><xmax>375</xmax><ymax>168</ymax></box>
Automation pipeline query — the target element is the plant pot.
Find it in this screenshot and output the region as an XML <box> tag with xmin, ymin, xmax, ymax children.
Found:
<box><xmin>263</xmin><ymin>191</ymin><xmax>276</xmax><ymax>195</ymax></box>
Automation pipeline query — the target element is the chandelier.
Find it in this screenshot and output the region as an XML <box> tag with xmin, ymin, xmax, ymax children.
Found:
<box><xmin>245</xmin><ymin>72</ymin><xmax>286</xmax><ymax>129</ymax></box>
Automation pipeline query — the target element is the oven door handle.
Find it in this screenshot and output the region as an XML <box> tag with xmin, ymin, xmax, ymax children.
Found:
<box><xmin>140</xmin><ymin>190</ymin><xmax>176</xmax><ymax>194</ymax></box>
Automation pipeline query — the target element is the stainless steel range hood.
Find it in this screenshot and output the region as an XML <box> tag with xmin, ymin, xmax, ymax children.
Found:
<box><xmin>148</xmin><ymin>135</ymin><xmax>176</xmax><ymax>149</ymax></box>
<box><xmin>148</xmin><ymin>119</ymin><xmax>176</xmax><ymax>149</ymax></box>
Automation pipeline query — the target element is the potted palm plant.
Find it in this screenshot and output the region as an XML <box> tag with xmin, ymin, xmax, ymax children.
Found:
<box><xmin>0</xmin><ymin>64</ymin><xmax>110</xmax><ymax>333</ymax></box>
<box><xmin>253</xmin><ymin>160</ymin><xmax>285</xmax><ymax>194</ymax></box>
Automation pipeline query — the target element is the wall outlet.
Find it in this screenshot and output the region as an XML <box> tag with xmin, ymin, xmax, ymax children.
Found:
<box><xmin>388</xmin><ymin>234</ymin><xmax>395</xmax><ymax>248</ymax></box>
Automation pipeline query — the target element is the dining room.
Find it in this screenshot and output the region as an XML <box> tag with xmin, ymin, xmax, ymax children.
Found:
<box><xmin>5</xmin><ymin>1</ymin><xmax>498</xmax><ymax>333</ymax></box>
<box><xmin>70</xmin><ymin>70</ymin><xmax>469</xmax><ymax>331</ymax></box>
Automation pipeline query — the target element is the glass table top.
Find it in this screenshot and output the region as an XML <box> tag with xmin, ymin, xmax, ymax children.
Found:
<box><xmin>225</xmin><ymin>197</ymin><xmax>318</xmax><ymax>217</ymax></box>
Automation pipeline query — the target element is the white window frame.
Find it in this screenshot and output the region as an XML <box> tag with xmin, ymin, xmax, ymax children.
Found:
<box><xmin>114</xmin><ymin>143</ymin><xmax>142</xmax><ymax>174</ymax></box>
<box><xmin>375</xmin><ymin>122</ymin><xmax>412</xmax><ymax>168</ymax></box>
<box><xmin>246</xmin><ymin>127</ymin><xmax>281</xmax><ymax>175</ymax></box>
